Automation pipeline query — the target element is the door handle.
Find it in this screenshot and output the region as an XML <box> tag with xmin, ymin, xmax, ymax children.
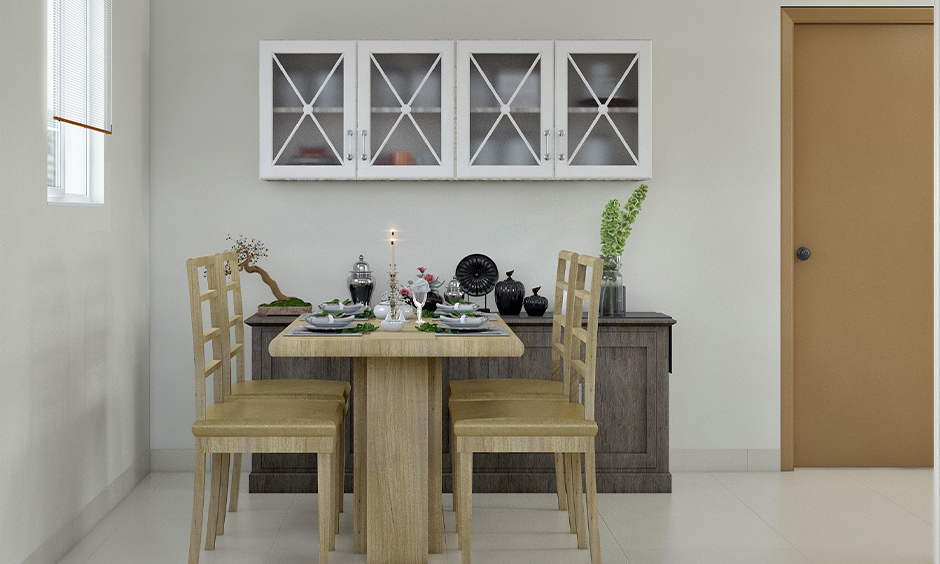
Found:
<box><xmin>796</xmin><ymin>246</ymin><xmax>811</xmax><ymax>261</ymax></box>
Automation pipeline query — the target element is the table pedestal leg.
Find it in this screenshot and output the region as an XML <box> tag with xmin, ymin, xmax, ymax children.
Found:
<box><xmin>366</xmin><ymin>358</ymin><xmax>430</xmax><ymax>564</ymax></box>
<box><xmin>353</xmin><ymin>358</ymin><xmax>367</xmax><ymax>554</ymax></box>
<box><xmin>428</xmin><ymin>358</ymin><xmax>443</xmax><ymax>554</ymax></box>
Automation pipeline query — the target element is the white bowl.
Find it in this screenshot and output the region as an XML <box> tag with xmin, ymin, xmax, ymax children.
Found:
<box><xmin>373</xmin><ymin>302</ymin><xmax>391</xmax><ymax>319</ymax></box>
<box><xmin>380</xmin><ymin>318</ymin><xmax>407</xmax><ymax>332</ymax></box>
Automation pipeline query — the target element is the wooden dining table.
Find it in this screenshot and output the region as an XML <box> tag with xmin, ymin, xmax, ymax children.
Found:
<box><xmin>268</xmin><ymin>314</ymin><xmax>524</xmax><ymax>564</ymax></box>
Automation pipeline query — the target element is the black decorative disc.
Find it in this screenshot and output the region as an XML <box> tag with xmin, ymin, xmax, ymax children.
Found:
<box><xmin>455</xmin><ymin>254</ymin><xmax>498</xmax><ymax>297</ymax></box>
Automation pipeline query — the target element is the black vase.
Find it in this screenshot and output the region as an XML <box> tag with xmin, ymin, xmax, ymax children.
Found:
<box><xmin>495</xmin><ymin>270</ymin><xmax>525</xmax><ymax>316</ymax></box>
<box><xmin>424</xmin><ymin>291</ymin><xmax>443</xmax><ymax>312</ymax></box>
<box><xmin>523</xmin><ymin>286</ymin><xmax>548</xmax><ymax>317</ymax></box>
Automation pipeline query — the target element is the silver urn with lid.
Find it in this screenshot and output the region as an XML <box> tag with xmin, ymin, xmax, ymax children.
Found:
<box><xmin>444</xmin><ymin>276</ymin><xmax>464</xmax><ymax>304</ymax></box>
<box><xmin>347</xmin><ymin>255</ymin><xmax>375</xmax><ymax>306</ymax></box>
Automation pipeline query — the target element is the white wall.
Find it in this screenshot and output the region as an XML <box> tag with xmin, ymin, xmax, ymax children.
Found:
<box><xmin>0</xmin><ymin>1</ymin><xmax>150</xmax><ymax>563</ymax></box>
<box><xmin>149</xmin><ymin>0</ymin><xmax>931</xmax><ymax>463</ymax></box>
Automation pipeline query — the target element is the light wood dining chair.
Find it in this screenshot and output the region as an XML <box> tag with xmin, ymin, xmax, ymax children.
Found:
<box><xmin>450</xmin><ymin>253</ymin><xmax>604</xmax><ymax>564</ymax></box>
<box><xmin>187</xmin><ymin>254</ymin><xmax>343</xmax><ymax>564</ymax></box>
<box><xmin>214</xmin><ymin>251</ymin><xmax>349</xmax><ymax>521</ymax></box>
<box><xmin>448</xmin><ymin>250</ymin><xmax>578</xmax><ymax>514</ymax></box>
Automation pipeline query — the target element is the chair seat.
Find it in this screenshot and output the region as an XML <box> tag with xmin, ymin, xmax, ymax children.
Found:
<box><xmin>447</xmin><ymin>378</ymin><xmax>566</xmax><ymax>401</ymax></box>
<box><xmin>231</xmin><ymin>379</ymin><xmax>350</xmax><ymax>401</ymax></box>
<box><xmin>193</xmin><ymin>398</ymin><xmax>344</xmax><ymax>438</ymax></box>
<box><xmin>450</xmin><ymin>399</ymin><xmax>598</xmax><ymax>437</ymax></box>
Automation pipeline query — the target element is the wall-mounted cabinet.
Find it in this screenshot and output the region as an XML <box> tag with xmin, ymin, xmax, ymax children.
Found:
<box><xmin>260</xmin><ymin>39</ymin><xmax>651</xmax><ymax>181</ymax></box>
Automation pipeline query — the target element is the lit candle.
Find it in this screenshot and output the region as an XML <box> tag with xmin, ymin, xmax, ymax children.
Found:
<box><xmin>390</xmin><ymin>230</ymin><xmax>396</xmax><ymax>273</ymax></box>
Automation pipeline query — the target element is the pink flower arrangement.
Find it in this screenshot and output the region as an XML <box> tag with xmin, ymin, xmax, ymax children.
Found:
<box><xmin>408</xmin><ymin>267</ymin><xmax>443</xmax><ymax>291</ymax></box>
<box><xmin>399</xmin><ymin>287</ymin><xmax>411</xmax><ymax>297</ymax></box>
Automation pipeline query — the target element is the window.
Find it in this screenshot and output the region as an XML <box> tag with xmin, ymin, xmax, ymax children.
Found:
<box><xmin>47</xmin><ymin>0</ymin><xmax>111</xmax><ymax>204</ymax></box>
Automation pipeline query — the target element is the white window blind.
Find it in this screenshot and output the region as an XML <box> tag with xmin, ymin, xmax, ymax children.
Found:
<box><xmin>52</xmin><ymin>0</ymin><xmax>112</xmax><ymax>134</ymax></box>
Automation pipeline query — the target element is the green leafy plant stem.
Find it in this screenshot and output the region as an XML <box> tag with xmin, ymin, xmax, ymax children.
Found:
<box><xmin>600</xmin><ymin>184</ymin><xmax>649</xmax><ymax>263</ymax></box>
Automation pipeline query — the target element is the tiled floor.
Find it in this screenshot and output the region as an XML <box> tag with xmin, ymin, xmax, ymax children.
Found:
<box><xmin>57</xmin><ymin>469</ymin><xmax>934</xmax><ymax>564</ymax></box>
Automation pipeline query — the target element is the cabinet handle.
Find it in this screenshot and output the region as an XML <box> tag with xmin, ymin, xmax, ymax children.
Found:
<box><xmin>557</xmin><ymin>130</ymin><xmax>566</xmax><ymax>161</ymax></box>
<box><xmin>346</xmin><ymin>130</ymin><xmax>354</xmax><ymax>161</ymax></box>
<box><xmin>360</xmin><ymin>130</ymin><xmax>369</xmax><ymax>162</ymax></box>
<box><xmin>543</xmin><ymin>130</ymin><xmax>551</xmax><ymax>161</ymax></box>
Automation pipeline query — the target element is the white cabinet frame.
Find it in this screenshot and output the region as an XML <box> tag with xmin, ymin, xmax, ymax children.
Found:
<box><xmin>456</xmin><ymin>41</ymin><xmax>555</xmax><ymax>179</ymax></box>
<box><xmin>554</xmin><ymin>40</ymin><xmax>652</xmax><ymax>180</ymax></box>
<box><xmin>260</xmin><ymin>39</ymin><xmax>652</xmax><ymax>181</ymax></box>
<box><xmin>356</xmin><ymin>41</ymin><xmax>455</xmax><ymax>180</ymax></box>
<box><xmin>260</xmin><ymin>41</ymin><xmax>357</xmax><ymax>180</ymax></box>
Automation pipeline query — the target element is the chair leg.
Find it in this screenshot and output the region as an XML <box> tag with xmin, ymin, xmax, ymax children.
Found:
<box><xmin>216</xmin><ymin>453</ymin><xmax>230</xmax><ymax>535</ymax></box>
<box><xmin>317</xmin><ymin>452</ymin><xmax>333</xmax><ymax>564</ymax></box>
<box><xmin>564</xmin><ymin>453</ymin><xmax>577</xmax><ymax>534</ymax></box>
<box><xmin>554</xmin><ymin>452</ymin><xmax>568</xmax><ymax>511</ymax></box>
<box><xmin>570</xmin><ymin>453</ymin><xmax>587</xmax><ymax>549</ymax></box>
<box><xmin>205</xmin><ymin>454</ymin><xmax>222</xmax><ymax>550</ymax></box>
<box><xmin>456</xmin><ymin>452</ymin><xmax>472</xmax><ymax>564</ymax></box>
<box><xmin>188</xmin><ymin>450</ymin><xmax>206</xmax><ymax>564</ymax></box>
<box><xmin>339</xmin><ymin>424</ymin><xmax>346</xmax><ymax>513</ymax></box>
<box><xmin>584</xmin><ymin>445</ymin><xmax>602</xmax><ymax>564</ymax></box>
<box><xmin>450</xmin><ymin>429</ymin><xmax>458</xmax><ymax>514</ymax></box>
<box><xmin>333</xmin><ymin>433</ymin><xmax>341</xmax><ymax>535</ymax></box>
<box><xmin>228</xmin><ymin>453</ymin><xmax>242</xmax><ymax>512</ymax></box>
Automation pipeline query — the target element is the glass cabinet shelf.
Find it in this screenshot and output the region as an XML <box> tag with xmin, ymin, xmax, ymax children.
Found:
<box><xmin>272</xmin><ymin>106</ymin><xmax>345</xmax><ymax>113</ymax></box>
<box><xmin>369</xmin><ymin>107</ymin><xmax>442</xmax><ymax>113</ymax></box>
<box><xmin>567</xmin><ymin>106</ymin><xmax>638</xmax><ymax>113</ymax></box>
<box><xmin>469</xmin><ymin>107</ymin><xmax>542</xmax><ymax>113</ymax></box>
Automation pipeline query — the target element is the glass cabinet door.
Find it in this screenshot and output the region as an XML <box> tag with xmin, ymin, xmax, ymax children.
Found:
<box><xmin>456</xmin><ymin>41</ymin><xmax>554</xmax><ymax>179</ymax></box>
<box><xmin>357</xmin><ymin>41</ymin><xmax>454</xmax><ymax>179</ymax></box>
<box><xmin>260</xmin><ymin>41</ymin><xmax>356</xmax><ymax>179</ymax></box>
<box><xmin>554</xmin><ymin>41</ymin><xmax>652</xmax><ymax>180</ymax></box>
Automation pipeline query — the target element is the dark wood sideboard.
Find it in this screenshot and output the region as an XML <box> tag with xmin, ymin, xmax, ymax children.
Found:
<box><xmin>245</xmin><ymin>312</ymin><xmax>676</xmax><ymax>494</ymax></box>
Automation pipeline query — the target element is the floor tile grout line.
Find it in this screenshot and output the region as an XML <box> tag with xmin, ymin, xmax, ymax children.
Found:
<box><xmin>834</xmin><ymin>468</ymin><xmax>933</xmax><ymax>526</ymax></box>
<box><xmin>597</xmin><ymin>505</ymin><xmax>634</xmax><ymax>563</ymax></box>
<box><xmin>707</xmin><ymin>472</ymin><xmax>815</xmax><ymax>563</ymax></box>
<box><xmin>70</xmin><ymin>472</ymin><xmax>173</xmax><ymax>564</ymax></box>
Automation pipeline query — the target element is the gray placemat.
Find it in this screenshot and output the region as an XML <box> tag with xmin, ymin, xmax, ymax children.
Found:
<box><xmin>286</xmin><ymin>326</ymin><xmax>363</xmax><ymax>337</ymax></box>
<box><xmin>434</xmin><ymin>326</ymin><xmax>509</xmax><ymax>337</ymax></box>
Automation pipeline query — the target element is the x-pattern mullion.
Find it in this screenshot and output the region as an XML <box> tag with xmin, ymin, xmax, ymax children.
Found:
<box><xmin>468</xmin><ymin>53</ymin><xmax>542</xmax><ymax>166</ymax></box>
<box><xmin>271</xmin><ymin>53</ymin><xmax>344</xmax><ymax>165</ymax></box>
<box><xmin>566</xmin><ymin>53</ymin><xmax>639</xmax><ymax>164</ymax></box>
<box><xmin>369</xmin><ymin>53</ymin><xmax>443</xmax><ymax>166</ymax></box>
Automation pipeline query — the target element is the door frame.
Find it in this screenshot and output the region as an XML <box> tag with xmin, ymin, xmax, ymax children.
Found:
<box><xmin>780</xmin><ymin>6</ymin><xmax>934</xmax><ymax>471</ymax></box>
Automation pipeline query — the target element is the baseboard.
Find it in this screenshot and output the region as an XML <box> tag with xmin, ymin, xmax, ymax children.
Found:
<box><xmin>670</xmin><ymin>448</ymin><xmax>781</xmax><ymax>472</ymax></box>
<box><xmin>23</xmin><ymin>452</ymin><xmax>151</xmax><ymax>564</ymax></box>
<box><xmin>151</xmin><ymin>448</ymin><xmax>252</xmax><ymax>472</ymax></box>
<box><xmin>153</xmin><ymin>447</ymin><xmax>778</xmax><ymax>473</ymax></box>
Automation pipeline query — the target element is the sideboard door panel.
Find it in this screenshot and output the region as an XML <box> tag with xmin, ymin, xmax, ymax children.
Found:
<box><xmin>595</xmin><ymin>328</ymin><xmax>659</xmax><ymax>470</ymax></box>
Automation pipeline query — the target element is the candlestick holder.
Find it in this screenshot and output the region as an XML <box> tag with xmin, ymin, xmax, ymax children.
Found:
<box><xmin>387</xmin><ymin>265</ymin><xmax>400</xmax><ymax>315</ymax></box>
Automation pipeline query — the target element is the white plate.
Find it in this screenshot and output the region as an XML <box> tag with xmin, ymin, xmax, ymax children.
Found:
<box><xmin>435</xmin><ymin>303</ymin><xmax>478</xmax><ymax>314</ymax></box>
<box><xmin>440</xmin><ymin>323</ymin><xmax>494</xmax><ymax>332</ymax></box>
<box><xmin>301</xmin><ymin>324</ymin><xmax>352</xmax><ymax>332</ymax></box>
<box><xmin>438</xmin><ymin>316</ymin><xmax>488</xmax><ymax>328</ymax></box>
<box><xmin>305</xmin><ymin>314</ymin><xmax>354</xmax><ymax>326</ymax></box>
<box><xmin>318</xmin><ymin>303</ymin><xmax>365</xmax><ymax>315</ymax></box>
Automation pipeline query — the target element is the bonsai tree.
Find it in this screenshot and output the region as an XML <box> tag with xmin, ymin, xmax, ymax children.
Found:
<box><xmin>600</xmin><ymin>184</ymin><xmax>649</xmax><ymax>266</ymax></box>
<box><xmin>227</xmin><ymin>233</ymin><xmax>300</xmax><ymax>303</ymax></box>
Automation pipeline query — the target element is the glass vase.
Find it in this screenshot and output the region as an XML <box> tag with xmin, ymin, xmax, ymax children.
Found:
<box><xmin>599</xmin><ymin>255</ymin><xmax>626</xmax><ymax>316</ymax></box>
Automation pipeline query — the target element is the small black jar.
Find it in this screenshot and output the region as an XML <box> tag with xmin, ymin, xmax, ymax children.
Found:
<box><xmin>523</xmin><ymin>286</ymin><xmax>548</xmax><ymax>316</ymax></box>
<box><xmin>495</xmin><ymin>270</ymin><xmax>525</xmax><ymax>316</ymax></box>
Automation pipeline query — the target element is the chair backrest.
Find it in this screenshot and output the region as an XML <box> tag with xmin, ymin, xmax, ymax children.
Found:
<box><xmin>216</xmin><ymin>251</ymin><xmax>246</xmax><ymax>385</ymax></box>
<box><xmin>563</xmin><ymin>253</ymin><xmax>604</xmax><ymax>421</ymax></box>
<box><xmin>186</xmin><ymin>254</ymin><xmax>228</xmax><ymax>421</ymax></box>
<box><xmin>551</xmin><ymin>250</ymin><xmax>580</xmax><ymax>392</ymax></box>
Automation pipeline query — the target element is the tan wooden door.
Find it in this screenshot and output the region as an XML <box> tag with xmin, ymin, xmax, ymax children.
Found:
<box><xmin>785</xmin><ymin>8</ymin><xmax>933</xmax><ymax>468</ymax></box>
